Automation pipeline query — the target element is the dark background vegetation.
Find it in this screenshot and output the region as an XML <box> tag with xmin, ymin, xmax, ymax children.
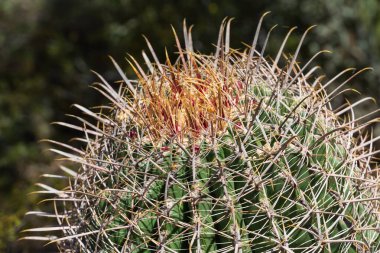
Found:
<box><xmin>1</xmin><ymin>0</ymin><xmax>379</xmax><ymax>252</ymax></box>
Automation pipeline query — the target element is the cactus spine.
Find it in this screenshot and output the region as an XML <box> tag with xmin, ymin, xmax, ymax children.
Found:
<box><xmin>23</xmin><ymin>16</ymin><xmax>380</xmax><ymax>252</ymax></box>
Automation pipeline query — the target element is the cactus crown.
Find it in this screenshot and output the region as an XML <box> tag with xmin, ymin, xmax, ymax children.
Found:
<box><xmin>23</xmin><ymin>15</ymin><xmax>380</xmax><ymax>253</ymax></box>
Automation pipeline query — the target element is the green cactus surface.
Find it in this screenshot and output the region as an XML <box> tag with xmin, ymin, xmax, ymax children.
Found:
<box><xmin>23</xmin><ymin>16</ymin><xmax>380</xmax><ymax>252</ymax></box>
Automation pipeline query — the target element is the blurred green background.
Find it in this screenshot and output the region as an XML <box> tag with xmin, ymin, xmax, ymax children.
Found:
<box><xmin>1</xmin><ymin>0</ymin><xmax>379</xmax><ymax>252</ymax></box>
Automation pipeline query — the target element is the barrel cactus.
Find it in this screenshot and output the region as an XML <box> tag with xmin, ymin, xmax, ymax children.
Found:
<box><xmin>23</xmin><ymin>15</ymin><xmax>380</xmax><ymax>252</ymax></box>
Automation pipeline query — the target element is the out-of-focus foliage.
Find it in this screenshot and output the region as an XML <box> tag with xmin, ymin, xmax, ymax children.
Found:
<box><xmin>1</xmin><ymin>0</ymin><xmax>379</xmax><ymax>252</ymax></box>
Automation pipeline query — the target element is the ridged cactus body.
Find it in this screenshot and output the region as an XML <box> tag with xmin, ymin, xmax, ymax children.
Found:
<box><xmin>24</xmin><ymin>17</ymin><xmax>380</xmax><ymax>252</ymax></box>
